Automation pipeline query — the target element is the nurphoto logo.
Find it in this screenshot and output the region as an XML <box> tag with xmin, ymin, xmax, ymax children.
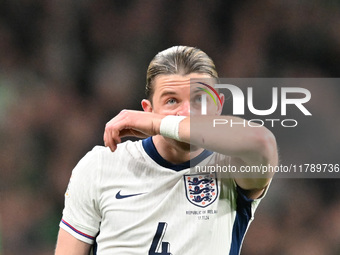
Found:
<box><xmin>198</xmin><ymin>82</ymin><xmax>312</xmax><ymax>128</ymax></box>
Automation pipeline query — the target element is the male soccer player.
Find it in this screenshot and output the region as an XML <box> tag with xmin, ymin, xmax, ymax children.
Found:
<box><xmin>55</xmin><ymin>46</ymin><xmax>278</xmax><ymax>254</ymax></box>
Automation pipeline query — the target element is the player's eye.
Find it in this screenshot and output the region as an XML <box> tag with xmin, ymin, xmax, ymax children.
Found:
<box><xmin>194</xmin><ymin>95</ymin><xmax>202</xmax><ymax>103</ymax></box>
<box><xmin>191</xmin><ymin>94</ymin><xmax>203</xmax><ymax>105</ymax></box>
<box><xmin>166</xmin><ymin>98</ymin><xmax>177</xmax><ymax>105</ymax></box>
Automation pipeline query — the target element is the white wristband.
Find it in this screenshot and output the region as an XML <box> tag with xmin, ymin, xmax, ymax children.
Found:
<box><xmin>160</xmin><ymin>115</ymin><xmax>187</xmax><ymax>141</ymax></box>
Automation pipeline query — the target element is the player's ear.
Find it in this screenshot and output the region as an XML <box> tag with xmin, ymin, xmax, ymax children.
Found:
<box><xmin>141</xmin><ymin>99</ymin><xmax>153</xmax><ymax>112</ymax></box>
<box><xmin>216</xmin><ymin>93</ymin><xmax>225</xmax><ymax>115</ymax></box>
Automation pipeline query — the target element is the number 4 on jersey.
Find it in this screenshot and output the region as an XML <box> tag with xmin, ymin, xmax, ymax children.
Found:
<box><xmin>149</xmin><ymin>222</ymin><xmax>172</xmax><ymax>255</ymax></box>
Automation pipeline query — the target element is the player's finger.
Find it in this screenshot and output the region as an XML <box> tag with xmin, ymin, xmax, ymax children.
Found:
<box><xmin>104</xmin><ymin>114</ymin><xmax>127</xmax><ymax>149</ymax></box>
<box><xmin>104</xmin><ymin>130</ymin><xmax>114</xmax><ymax>151</ymax></box>
<box><xmin>104</xmin><ymin>124</ymin><xmax>120</xmax><ymax>152</ymax></box>
<box><xmin>104</xmin><ymin>123</ymin><xmax>112</xmax><ymax>148</ymax></box>
<box><xmin>104</xmin><ymin>129</ymin><xmax>114</xmax><ymax>151</ymax></box>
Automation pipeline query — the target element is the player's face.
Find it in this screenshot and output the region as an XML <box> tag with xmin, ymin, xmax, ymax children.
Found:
<box><xmin>142</xmin><ymin>73</ymin><xmax>224</xmax><ymax>116</ymax></box>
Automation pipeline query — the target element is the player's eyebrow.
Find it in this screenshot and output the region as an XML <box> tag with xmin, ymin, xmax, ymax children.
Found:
<box><xmin>160</xmin><ymin>90</ymin><xmax>178</xmax><ymax>98</ymax></box>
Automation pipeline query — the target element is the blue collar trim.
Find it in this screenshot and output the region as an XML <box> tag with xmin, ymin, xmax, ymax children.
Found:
<box><xmin>142</xmin><ymin>137</ymin><xmax>213</xmax><ymax>171</ymax></box>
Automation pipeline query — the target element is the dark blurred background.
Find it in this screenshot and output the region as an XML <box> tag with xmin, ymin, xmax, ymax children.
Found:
<box><xmin>0</xmin><ymin>0</ymin><xmax>340</xmax><ymax>254</ymax></box>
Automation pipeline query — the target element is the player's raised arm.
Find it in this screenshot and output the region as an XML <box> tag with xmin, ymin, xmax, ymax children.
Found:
<box><xmin>102</xmin><ymin>97</ymin><xmax>277</xmax><ymax>198</ymax></box>
<box><xmin>55</xmin><ymin>228</ymin><xmax>92</xmax><ymax>255</ymax></box>
<box><xmin>103</xmin><ymin>113</ymin><xmax>277</xmax><ymax>198</ymax></box>
<box><xmin>103</xmin><ymin>112</ymin><xmax>277</xmax><ymax>191</ymax></box>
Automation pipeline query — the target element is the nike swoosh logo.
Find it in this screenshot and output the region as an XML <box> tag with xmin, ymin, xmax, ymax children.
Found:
<box><xmin>115</xmin><ymin>190</ymin><xmax>146</xmax><ymax>199</ymax></box>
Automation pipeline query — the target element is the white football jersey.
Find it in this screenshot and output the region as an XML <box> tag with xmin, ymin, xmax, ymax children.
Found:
<box><xmin>60</xmin><ymin>137</ymin><xmax>266</xmax><ymax>255</ymax></box>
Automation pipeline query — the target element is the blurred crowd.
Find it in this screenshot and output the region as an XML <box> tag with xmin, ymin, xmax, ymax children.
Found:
<box><xmin>0</xmin><ymin>0</ymin><xmax>340</xmax><ymax>254</ymax></box>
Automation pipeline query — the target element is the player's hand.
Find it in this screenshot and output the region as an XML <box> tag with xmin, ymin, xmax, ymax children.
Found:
<box><xmin>103</xmin><ymin>110</ymin><xmax>164</xmax><ymax>152</ymax></box>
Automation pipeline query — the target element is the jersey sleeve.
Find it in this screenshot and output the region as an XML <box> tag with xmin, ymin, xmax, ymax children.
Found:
<box><xmin>59</xmin><ymin>147</ymin><xmax>102</xmax><ymax>244</ymax></box>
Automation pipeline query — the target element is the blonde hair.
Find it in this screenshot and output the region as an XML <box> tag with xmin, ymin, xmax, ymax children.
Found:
<box><xmin>145</xmin><ymin>46</ymin><xmax>218</xmax><ymax>100</ymax></box>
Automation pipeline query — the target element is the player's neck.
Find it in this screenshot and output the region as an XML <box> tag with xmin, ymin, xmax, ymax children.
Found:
<box><xmin>152</xmin><ymin>135</ymin><xmax>203</xmax><ymax>165</ymax></box>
